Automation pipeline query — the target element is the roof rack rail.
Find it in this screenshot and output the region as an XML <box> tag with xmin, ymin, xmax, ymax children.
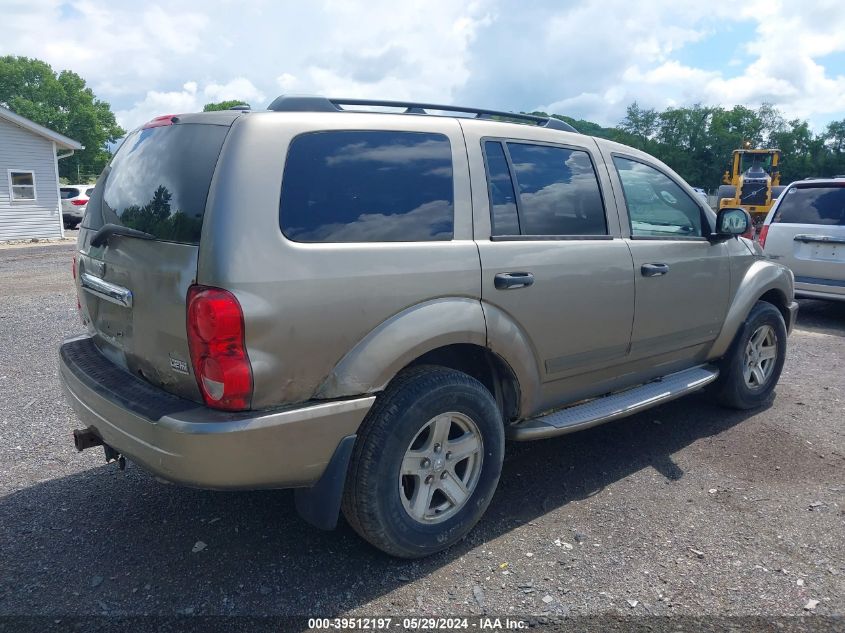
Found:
<box><xmin>266</xmin><ymin>95</ymin><xmax>578</xmax><ymax>133</ymax></box>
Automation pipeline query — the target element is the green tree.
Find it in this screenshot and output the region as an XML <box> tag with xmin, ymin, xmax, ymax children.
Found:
<box><xmin>824</xmin><ymin>120</ymin><xmax>845</xmax><ymax>154</ymax></box>
<box><xmin>203</xmin><ymin>100</ymin><xmax>249</xmax><ymax>112</ymax></box>
<box><xmin>528</xmin><ymin>111</ymin><xmax>617</xmax><ymax>139</ymax></box>
<box><xmin>652</xmin><ymin>104</ymin><xmax>716</xmax><ymax>185</ymax></box>
<box><xmin>0</xmin><ymin>56</ymin><xmax>124</xmax><ymax>181</ymax></box>
<box><xmin>619</xmin><ymin>101</ymin><xmax>660</xmax><ymax>144</ymax></box>
<box><xmin>539</xmin><ymin>101</ymin><xmax>845</xmax><ymax>187</ymax></box>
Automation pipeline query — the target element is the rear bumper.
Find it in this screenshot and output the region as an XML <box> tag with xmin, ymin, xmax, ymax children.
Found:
<box><xmin>59</xmin><ymin>336</ymin><xmax>374</xmax><ymax>489</ymax></box>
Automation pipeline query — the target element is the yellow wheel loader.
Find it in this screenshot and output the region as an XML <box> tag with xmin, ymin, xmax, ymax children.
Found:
<box><xmin>717</xmin><ymin>148</ymin><xmax>785</xmax><ymax>227</ymax></box>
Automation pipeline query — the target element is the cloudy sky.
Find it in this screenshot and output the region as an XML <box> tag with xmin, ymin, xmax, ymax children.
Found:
<box><xmin>4</xmin><ymin>0</ymin><xmax>845</xmax><ymax>131</ymax></box>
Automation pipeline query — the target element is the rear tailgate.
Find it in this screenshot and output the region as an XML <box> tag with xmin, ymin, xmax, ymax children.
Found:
<box><xmin>765</xmin><ymin>184</ymin><xmax>845</xmax><ymax>295</ymax></box>
<box><xmin>76</xmin><ymin>114</ymin><xmax>236</xmax><ymax>402</ymax></box>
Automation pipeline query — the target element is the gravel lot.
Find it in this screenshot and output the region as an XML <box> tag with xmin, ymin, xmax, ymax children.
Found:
<box><xmin>0</xmin><ymin>241</ymin><xmax>843</xmax><ymax>623</ymax></box>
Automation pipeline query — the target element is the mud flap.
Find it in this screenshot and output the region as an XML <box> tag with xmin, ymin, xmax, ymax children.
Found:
<box><xmin>294</xmin><ymin>434</ymin><xmax>356</xmax><ymax>530</ymax></box>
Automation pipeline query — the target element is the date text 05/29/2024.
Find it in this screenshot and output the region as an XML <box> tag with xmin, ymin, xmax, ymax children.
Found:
<box><xmin>307</xmin><ymin>617</ymin><xmax>529</xmax><ymax>630</ymax></box>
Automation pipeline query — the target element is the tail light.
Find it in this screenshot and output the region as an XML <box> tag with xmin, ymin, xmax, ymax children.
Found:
<box><xmin>143</xmin><ymin>114</ymin><xmax>178</xmax><ymax>129</ymax></box>
<box><xmin>71</xmin><ymin>199</ymin><xmax>87</xmax><ymax>206</ymax></box>
<box><xmin>758</xmin><ymin>225</ymin><xmax>770</xmax><ymax>249</ymax></box>
<box><xmin>186</xmin><ymin>286</ymin><xmax>253</xmax><ymax>411</ymax></box>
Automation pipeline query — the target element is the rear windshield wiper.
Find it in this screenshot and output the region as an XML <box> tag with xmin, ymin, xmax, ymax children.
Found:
<box><xmin>89</xmin><ymin>223</ymin><xmax>156</xmax><ymax>248</ymax></box>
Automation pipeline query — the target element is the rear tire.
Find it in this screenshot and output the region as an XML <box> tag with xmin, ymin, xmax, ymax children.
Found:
<box><xmin>713</xmin><ymin>301</ymin><xmax>787</xmax><ymax>410</ymax></box>
<box><xmin>341</xmin><ymin>366</ymin><xmax>504</xmax><ymax>558</ymax></box>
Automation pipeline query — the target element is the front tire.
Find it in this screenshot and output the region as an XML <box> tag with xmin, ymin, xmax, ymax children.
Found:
<box><xmin>341</xmin><ymin>366</ymin><xmax>505</xmax><ymax>558</ymax></box>
<box><xmin>713</xmin><ymin>301</ymin><xmax>787</xmax><ymax>409</ymax></box>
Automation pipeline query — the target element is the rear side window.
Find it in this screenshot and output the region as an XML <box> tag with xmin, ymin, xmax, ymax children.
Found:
<box><xmin>84</xmin><ymin>123</ymin><xmax>229</xmax><ymax>244</ymax></box>
<box><xmin>280</xmin><ymin>131</ymin><xmax>454</xmax><ymax>242</ymax></box>
<box><xmin>774</xmin><ymin>186</ymin><xmax>845</xmax><ymax>226</ymax></box>
<box><xmin>61</xmin><ymin>187</ymin><xmax>80</xmax><ymax>199</ymax></box>
<box><xmin>483</xmin><ymin>141</ymin><xmax>520</xmax><ymax>235</ymax></box>
<box><xmin>482</xmin><ymin>141</ymin><xmax>607</xmax><ymax>237</ymax></box>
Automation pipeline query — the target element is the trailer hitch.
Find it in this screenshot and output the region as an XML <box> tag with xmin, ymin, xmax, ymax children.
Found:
<box><xmin>73</xmin><ymin>428</ymin><xmax>125</xmax><ymax>470</ymax></box>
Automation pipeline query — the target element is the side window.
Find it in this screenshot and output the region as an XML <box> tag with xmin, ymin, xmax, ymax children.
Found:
<box><xmin>9</xmin><ymin>170</ymin><xmax>36</xmax><ymax>201</ymax></box>
<box><xmin>483</xmin><ymin>141</ymin><xmax>520</xmax><ymax>235</ymax></box>
<box><xmin>613</xmin><ymin>157</ymin><xmax>703</xmax><ymax>238</ymax></box>
<box><xmin>482</xmin><ymin>142</ymin><xmax>607</xmax><ymax>237</ymax></box>
<box><xmin>506</xmin><ymin>143</ymin><xmax>606</xmax><ymax>236</ymax></box>
<box><xmin>280</xmin><ymin>130</ymin><xmax>454</xmax><ymax>242</ymax></box>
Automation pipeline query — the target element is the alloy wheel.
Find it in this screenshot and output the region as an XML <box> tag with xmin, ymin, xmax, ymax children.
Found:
<box><xmin>399</xmin><ymin>412</ymin><xmax>484</xmax><ymax>524</ymax></box>
<box><xmin>743</xmin><ymin>324</ymin><xmax>778</xmax><ymax>389</ymax></box>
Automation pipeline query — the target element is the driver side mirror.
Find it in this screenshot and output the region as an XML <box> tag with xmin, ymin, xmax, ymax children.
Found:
<box><xmin>713</xmin><ymin>207</ymin><xmax>751</xmax><ymax>241</ymax></box>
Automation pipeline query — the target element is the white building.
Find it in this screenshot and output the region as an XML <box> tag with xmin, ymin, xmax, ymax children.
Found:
<box><xmin>0</xmin><ymin>106</ymin><xmax>83</xmax><ymax>241</ymax></box>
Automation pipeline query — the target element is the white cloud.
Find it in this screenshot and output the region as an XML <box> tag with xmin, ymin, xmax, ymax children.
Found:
<box><xmin>531</xmin><ymin>0</ymin><xmax>845</xmax><ymax>126</ymax></box>
<box><xmin>115</xmin><ymin>78</ymin><xmax>264</xmax><ymax>129</ymax></box>
<box><xmin>296</xmin><ymin>0</ymin><xmax>491</xmax><ymax>102</ymax></box>
<box><xmin>276</xmin><ymin>73</ymin><xmax>298</xmax><ymax>91</ymax></box>
<box><xmin>113</xmin><ymin>82</ymin><xmax>199</xmax><ymax>130</ymax></box>
<box><xmin>204</xmin><ymin>78</ymin><xmax>265</xmax><ymax>105</ymax></box>
<box><xmin>1</xmin><ymin>0</ymin><xmax>844</xmax><ymax>133</ymax></box>
<box><xmin>141</xmin><ymin>5</ymin><xmax>208</xmax><ymax>55</ymax></box>
<box><xmin>19</xmin><ymin>1</ymin><xmax>212</xmax><ymax>88</ymax></box>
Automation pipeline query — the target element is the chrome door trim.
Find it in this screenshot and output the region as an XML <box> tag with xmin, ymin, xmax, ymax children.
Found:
<box><xmin>793</xmin><ymin>234</ymin><xmax>845</xmax><ymax>245</ymax></box>
<box><xmin>80</xmin><ymin>273</ymin><xmax>133</xmax><ymax>308</ymax></box>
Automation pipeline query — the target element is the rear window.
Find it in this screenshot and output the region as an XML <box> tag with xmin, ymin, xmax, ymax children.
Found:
<box><xmin>774</xmin><ymin>186</ymin><xmax>845</xmax><ymax>226</ymax></box>
<box><xmin>61</xmin><ymin>188</ymin><xmax>80</xmax><ymax>199</ymax></box>
<box><xmin>83</xmin><ymin>123</ymin><xmax>229</xmax><ymax>244</ymax></box>
<box><xmin>280</xmin><ymin>130</ymin><xmax>454</xmax><ymax>242</ymax></box>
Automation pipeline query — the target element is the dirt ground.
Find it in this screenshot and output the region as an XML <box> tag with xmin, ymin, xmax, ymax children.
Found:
<box><xmin>0</xmin><ymin>241</ymin><xmax>842</xmax><ymax>628</ymax></box>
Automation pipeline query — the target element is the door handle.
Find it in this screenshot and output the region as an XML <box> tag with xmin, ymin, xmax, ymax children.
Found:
<box><xmin>80</xmin><ymin>272</ymin><xmax>133</xmax><ymax>308</ymax></box>
<box><xmin>494</xmin><ymin>272</ymin><xmax>535</xmax><ymax>290</ymax></box>
<box><xmin>641</xmin><ymin>263</ymin><xmax>669</xmax><ymax>277</ymax></box>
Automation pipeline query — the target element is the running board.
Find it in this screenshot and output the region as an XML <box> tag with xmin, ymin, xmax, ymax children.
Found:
<box><xmin>508</xmin><ymin>366</ymin><xmax>719</xmax><ymax>441</ymax></box>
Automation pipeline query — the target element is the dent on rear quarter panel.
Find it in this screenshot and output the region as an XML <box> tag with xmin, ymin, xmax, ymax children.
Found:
<box><xmin>316</xmin><ymin>297</ymin><xmax>487</xmax><ymax>398</ymax></box>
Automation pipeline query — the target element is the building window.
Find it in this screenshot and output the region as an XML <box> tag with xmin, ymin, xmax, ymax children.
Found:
<box><xmin>9</xmin><ymin>170</ymin><xmax>36</xmax><ymax>202</ymax></box>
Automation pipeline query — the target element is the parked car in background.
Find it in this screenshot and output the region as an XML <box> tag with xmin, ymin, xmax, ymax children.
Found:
<box><xmin>60</xmin><ymin>185</ymin><xmax>94</xmax><ymax>228</ymax></box>
<box><xmin>761</xmin><ymin>178</ymin><xmax>845</xmax><ymax>302</ymax></box>
<box><xmin>691</xmin><ymin>186</ymin><xmax>709</xmax><ymax>205</ymax></box>
<box><xmin>60</xmin><ymin>97</ymin><xmax>797</xmax><ymax>558</ymax></box>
